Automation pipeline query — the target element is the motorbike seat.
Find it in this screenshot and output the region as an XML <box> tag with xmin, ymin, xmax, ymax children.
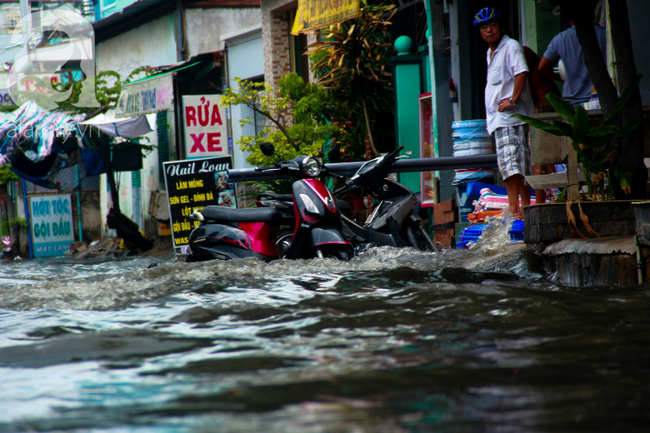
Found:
<box><xmin>257</xmin><ymin>192</ymin><xmax>293</xmax><ymax>202</ymax></box>
<box><xmin>201</xmin><ymin>205</ymin><xmax>287</xmax><ymax>224</ymax></box>
<box><xmin>257</xmin><ymin>196</ymin><xmax>351</xmax><ymax>218</ymax></box>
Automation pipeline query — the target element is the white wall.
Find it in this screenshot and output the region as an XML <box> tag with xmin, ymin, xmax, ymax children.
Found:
<box><xmin>95</xmin><ymin>14</ymin><xmax>177</xmax><ymax>76</ymax></box>
<box><xmin>224</xmin><ymin>25</ymin><xmax>264</xmax><ymax>169</ymax></box>
<box><xmin>184</xmin><ymin>8</ymin><xmax>262</xmax><ymax>56</ymax></box>
<box><xmin>229</xmin><ymin>104</ymin><xmax>258</xmax><ymax>169</ymax></box>
<box><xmin>227</xmin><ymin>35</ymin><xmax>264</xmax><ymax>84</ymax></box>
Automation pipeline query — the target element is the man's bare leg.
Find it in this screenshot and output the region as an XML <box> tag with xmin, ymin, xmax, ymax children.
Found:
<box><xmin>504</xmin><ymin>174</ymin><xmax>523</xmax><ymax>218</ymax></box>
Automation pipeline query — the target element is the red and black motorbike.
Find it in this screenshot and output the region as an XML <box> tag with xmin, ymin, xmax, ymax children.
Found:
<box><xmin>186</xmin><ymin>143</ymin><xmax>352</xmax><ymax>262</ymax></box>
<box><xmin>257</xmin><ymin>145</ymin><xmax>438</xmax><ymax>256</ymax></box>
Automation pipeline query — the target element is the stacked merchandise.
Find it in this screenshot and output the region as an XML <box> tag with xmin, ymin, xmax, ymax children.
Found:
<box><xmin>456</xmin><ymin>224</ymin><xmax>487</xmax><ymax>249</ymax></box>
<box><xmin>468</xmin><ymin>184</ymin><xmax>535</xmax><ymax>223</ymax></box>
<box><xmin>452</xmin><ymin>120</ymin><xmax>495</xmax><ymax>186</ymax></box>
<box><xmin>456</xmin><ymin>219</ymin><xmax>525</xmax><ymax>249</ymax></box>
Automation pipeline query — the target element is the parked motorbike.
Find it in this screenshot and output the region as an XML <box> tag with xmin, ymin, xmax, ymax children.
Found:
<box><xmin>337</xmin><ymin>146</ymin><xmax>438</xmax><ymax>253</ymax></box>
<box><xmin>257</xmin><ymin>146</ymin><xmax>438</xmax><ymax>255</ymax></box>
<box><xmin>186</xmin><ymin>143</ymin><xmax>352</xmax><ymax>262</ymax></box>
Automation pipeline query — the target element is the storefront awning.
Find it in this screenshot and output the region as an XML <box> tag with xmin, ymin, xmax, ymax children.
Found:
<box><xmin>114</xmin><ymin>60</ymin><xmax>212</xmax><ymax>118</ymax></box>
<box><xmin>81</xmin><ymin>108</ymin><xmax>153</xmax><ymax>138</ymax></box>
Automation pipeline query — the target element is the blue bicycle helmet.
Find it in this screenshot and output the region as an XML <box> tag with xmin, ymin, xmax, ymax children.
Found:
<box><xmin>474</xmin><ymin>7</ymin><xmax>502</xmax><ymax>27</ymax></box>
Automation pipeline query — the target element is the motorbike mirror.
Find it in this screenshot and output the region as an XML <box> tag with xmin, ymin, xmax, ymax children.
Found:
<box><xmin>327</xmin><ymin>146</ymin><xmax>341</xmax><ymax>162</ymax></box>
<box><xmin>259</xmin><ymin>142</ymin><xmax>276</xmax><ymax>157</ymax></box>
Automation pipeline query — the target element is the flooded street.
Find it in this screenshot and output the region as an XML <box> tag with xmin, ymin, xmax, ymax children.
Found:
<box><xmin>1</xmin><ymin>229</ymin><xmax>649</xmax><ymax>432</ymax></box>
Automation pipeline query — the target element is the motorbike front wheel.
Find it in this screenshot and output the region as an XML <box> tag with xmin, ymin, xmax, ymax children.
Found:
<box><xmin>277</xmin><ymin>229</ymin><xmax>353</xmax><ymax>261</ymax></box>
<box><xmin>404</xmin><ymin>222</ymin><xmax>438</xmax><ymax>252</ymax></box>
<box><xmin>316</xmin><ymin>245</ymin><xmax>354</xmax><ymax>261</ymax></box>
<box><xmin>185</xmin><ymin>253</ymin><xmax>201</xmax><ymax>262</ymax></box>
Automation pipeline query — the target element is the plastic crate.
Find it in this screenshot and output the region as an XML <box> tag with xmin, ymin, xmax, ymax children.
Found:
<box><xmin>509</xmin><ymin>219</ymin><xmax>525</xmax><ymax>241</ymax></box>
<box><xmin>457</xmin><ymin>220</ymin><xmax>525</xmax><ymax>248</ymax></box>
<box><xmin>456</xmin><ymin>224</ymin><xmax>487</xmax><ymax>249</ymax></box>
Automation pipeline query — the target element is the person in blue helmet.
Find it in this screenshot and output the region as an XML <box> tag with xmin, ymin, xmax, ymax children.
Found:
<box><xmin>475</xmin><ymin>7</ymin><xmax>534</xmax><ymax>219</ymax></box>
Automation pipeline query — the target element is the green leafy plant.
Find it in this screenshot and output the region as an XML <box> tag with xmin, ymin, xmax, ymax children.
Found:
<box><xmin>9</xmin><ymin>217</ymin><xmax>27</xmax><ymax>229</ymax></box>
<box><xmin>307</xmin><ymin>2</ymin><xmax>396</xmax><ymax>159</ymax></box>
<box><xmin>0</xmin><ymin>164</ymin><xmax>19</xmax><ymax>186</ymax></box>
<box><xmin>12</xmin><ymin>66</ymin><xmax>152</xmax><ymax>115</ymax></box>
<box><xmin>220</xmin><ymin>73</ymin><xmax>340</xmax><ymax>167</ymax></box>
<box><xmin>239</xmin><ymin>179</ymin><xmax>294</xmax><ymax>200</ymax></box>
<box><xmin>513</xmin><ymin>74</ymin><xmax>642</xmax><ymax>200</ymax></box>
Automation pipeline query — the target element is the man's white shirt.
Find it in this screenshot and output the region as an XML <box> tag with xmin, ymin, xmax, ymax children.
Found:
<box><xmin>484</xmin><ymin>34</ymin><xmax>534</xmax><ymax>134</ymax></box>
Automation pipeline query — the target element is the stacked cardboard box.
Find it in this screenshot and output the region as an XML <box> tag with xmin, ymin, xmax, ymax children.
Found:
<box><xmin>432</xmin><ymin>200</ymin><xmax>457</xmax><ymax>249</ymax></box>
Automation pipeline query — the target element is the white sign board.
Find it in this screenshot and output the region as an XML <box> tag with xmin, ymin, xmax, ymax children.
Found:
<box><xmin>29</xmin><ymin>194</ymin><xmax>75</xmax><ymax>257</ymax></box>
<box><xmin>183</xmin><ymin>95</ymin><xmax>228</xmax><ymax>159</ymax></box>
<box><xmin>116</xmin><ymin>73</ymin><xmax>174</xmax><ymax>118</ymax></box>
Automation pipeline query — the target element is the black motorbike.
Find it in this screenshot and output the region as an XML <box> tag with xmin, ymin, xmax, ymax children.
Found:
<box><xmin>186</xmin><ymin>144</ymin><xmax>352</xmax><ymax>262</ymax></box>
<box><xmin>335</xmin><ymin>146</ymin><xmax>437</xmax><ymax>253</ymax></box>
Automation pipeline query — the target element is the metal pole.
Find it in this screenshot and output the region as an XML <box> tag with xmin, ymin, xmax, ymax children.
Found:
<box><xmin>21</xmin><ymin>179</ymin><xmax>33</xmax><ymax>259</ymax></box>
<box><xmin>75</xmin><ymin>165</ymin><xmax>84</xmax><ymax>242</ymax></box>
<box><xmin>19</xmin><ymin>0</ymin><xmax>29</xmax><ymax>37</ymax></box>
<box><xmin>423</xmin><ymin>0</ymin><xmax>439</xmax><ymax>158</ymax></box>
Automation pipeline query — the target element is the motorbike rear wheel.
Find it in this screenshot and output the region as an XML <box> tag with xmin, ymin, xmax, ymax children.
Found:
<box><xmin>276</xmin><ymin>228</ymin><xmax>294</xmax><ymax>258</ymax></box>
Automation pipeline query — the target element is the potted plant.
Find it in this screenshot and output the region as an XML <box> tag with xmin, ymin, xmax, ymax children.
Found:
<box><xmin>513</xmin><ymin>74</ymin><xmax>641</xmax><ymax>201</ymax></box>
<box><xmin>513</xmin><ymin>75</ymin><xmax>642</xmax><ymax>243</ymax></box>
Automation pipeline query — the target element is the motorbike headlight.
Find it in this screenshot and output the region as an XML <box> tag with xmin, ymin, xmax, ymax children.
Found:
<box><xmin>301</xmin><ymin>157</ymin><xmax>322</xmax><ymax>177</ymax></box>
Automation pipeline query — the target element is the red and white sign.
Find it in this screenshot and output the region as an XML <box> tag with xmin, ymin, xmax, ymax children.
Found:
<box><xmin>183</xmin><ymin>95</ymin><xmax>228</xmax><ymax>159</ymax></box>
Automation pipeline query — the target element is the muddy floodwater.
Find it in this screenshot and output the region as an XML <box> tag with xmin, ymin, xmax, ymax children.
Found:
<box><xmin>1</xmin><ymin>226</ymin><xmax>649</xmax><ymax>432</ymax></box>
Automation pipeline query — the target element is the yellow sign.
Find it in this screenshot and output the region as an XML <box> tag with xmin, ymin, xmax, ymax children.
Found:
<box><xmin>291</xmin><ymin>0</ymin><xmax>360</xmax><ymax>35</ymax></box>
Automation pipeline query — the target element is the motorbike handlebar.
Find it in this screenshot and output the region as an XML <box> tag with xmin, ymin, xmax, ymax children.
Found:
<box><xmin>342</xmin><ymin>146</ymin><xmax>403</xmax><ymax>192</ymax></box>
<box><xmin>390</xmin><ymin>145</ymin><xmax>404</xmax><ymax>160</ymax></box>
<box><xmin>254</xmin><ymin>166</ymin><xmax>276</xmax><ymax>172</ymax></box>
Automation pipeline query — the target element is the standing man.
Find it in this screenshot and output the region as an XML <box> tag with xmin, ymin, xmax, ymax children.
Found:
<box><xmin>475</xmin><ymin>7</ymin><xmax>534</xmax><ymax>219</ymax></box>
<box><xmin>538</xmin><ymin>16</ymin><xmax>606</xmax><ymax>108</ymax></box>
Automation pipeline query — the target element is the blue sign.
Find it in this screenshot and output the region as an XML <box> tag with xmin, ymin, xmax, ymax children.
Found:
<box><xmin>29</xmin><ymin>194</ymin><xmax>75</xmax><ymax>258</ymax></box>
